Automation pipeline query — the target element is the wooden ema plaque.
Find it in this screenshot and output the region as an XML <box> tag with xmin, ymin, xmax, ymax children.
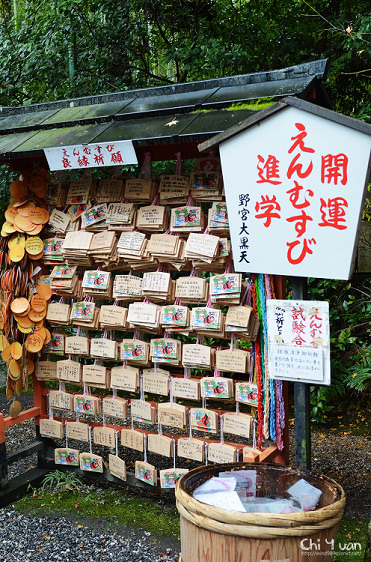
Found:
<box><xmin>131</xmin><ymin>399</ymin><xmax>156</xmax><ymax>423</ymax></box>
<box><xmin>102</xmin><ymin>396</ymin><xmax>127</xmax><ymax>419</ymax></box>
<box><xmin>135</xmin><ymin>461</ymin><xmax>157</xmax><ymax>486</ymax></box>
<box><xmin>39</xmin><ymin>418</ymin><xmax>64</xmax><ymax>439</ymax></box>
<box><xmin>66</xmin><ymin>421</ymin><xmax>89</xmax><ymax>442</ymax></box>
<box><xmin>36</xmin><ymin>361</ymin><xmax>58</xmax><ymax>381</ymax></box>
<box><xmin>160</xmin><ymin>468</ymin><xmax>188</xmax><ymax>489</ymax></box>
<box><xmin>147</xmin><ymin>434</ymin><xmax>173</xmax><ymax>457</ymax></box>
<box><xmin>109</xmin><ymin>454</ymin><xmax>126</xmax><ymax>481</ymax></box>
<box><xmin>142</xmin><ymin>369</ymin><xmax>169</xmax><ymax>396</ymax></box>
<box><xmin>65</xmin><ymin>336</ymin><xmax>90</xmax><ymax>356</ymax></box>
<box><xmin>82</xmin><ymin>364</ymin><xmax>109</xmax><ymax>388</ymax></box>
<box><xmin>157</xmin><ymin>403</ymin><xmax>187</xmax><ymax>429</ymax></box>
<box><xmin>55</xmin><ymin>448</ymin><xmax>80</xmax><ymax>466</ymax></box>
<box><xmin>90</xmin><ymin>337</ymin><xmax>117</xmax><ymax>360</ymax></box>
<box><xmin>74</xmin><ymin>394</ymin><xmax>101</xmax><ymax>415</ymax></box>
<box><xmin>223</xmin><ymin>412</ymin><xmax>252</xmax><ymax>439</ymax></box>
<box><xmin>207</xmin><ymin>443</ymin><xmax>237</xmax><ymax>463</ymax></box>
<box><xmin>49</xmin><ymin>390</ymin><xmax>73</xmax><ymax>411</ymax></box>
<box><xmin>100</xmin><ymin>305</ymin><xmax>127</xmax><ymax>328</ymax></box>
<box><xmin>93</xmin><ymin>426</ymin><xmax>115</xmax><ymax>448</ymax></box>
<box><xmin>80</xmin><ymin>452</ymin><xmax>104</xmax><ymax>473</ymax></box>
<box><xmin>172</xmin><ymin>377</ymin><xmax>200</xmax><ymax>401</ymax></box>
<box><xmin>190</xmin><ymin>408</ymin><xmax>218</xmax><ymax>433</ymax></box>
<box><xmin>57</xmin><ymin>359</ymin><xmax>81</xmax><ymax>383</ymax></box>
<box><xmin>200</xmin><ymin>377</ymin><xmax>233</xmax><ymax>399</ymax></box>
<box><xmin>177</xmin><ymin>438</ymin><xmax>204</xmax><ymax>462</ymax></box>
<box><xmin>110</xmin><ymin>365</ymin><xmax>139</xmax><ymax>392</ymax></box>
<box><xmin>235</xmin><ymin>382</ymin><xmax>258</xmax><ymax>407</ymax></box>
<box><xmin>215</xmin><ymin>348</ymin><xmax>250</xmax><ymax>374</ymax></box>
<box><xmin>121</xmin><ymin>429</ymin><xmax>144</xmax><ymax>452</ymax></box>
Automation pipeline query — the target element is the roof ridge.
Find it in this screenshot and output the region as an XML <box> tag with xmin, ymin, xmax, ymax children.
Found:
<box><xmin>0</xmin><ymin>59</ymin><xmax>328</xmax><ymax>117</ymax></box>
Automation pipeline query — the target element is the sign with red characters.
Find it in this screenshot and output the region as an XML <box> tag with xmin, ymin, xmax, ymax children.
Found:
<box><xmin>44</xmin><ymin>140</ymin><xmax>137</xmax><ymax>171</ymax></box>
<box><xmin>266</xmin><ymin>299</ymin><xmax>330</xmax><ymax>385</ymax></box>
<box><xmin>219</xmin><ymin>105</ymin><xmax>371</xmax><ymax>279</ymax></box>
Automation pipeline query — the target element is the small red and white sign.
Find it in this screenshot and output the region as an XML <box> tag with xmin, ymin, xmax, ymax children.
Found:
<box><xmin>267</xmin><ymin>299</ymin><xmax>330</xmax><ymax>385</ymax></box>
<box><xmin>44</xmin><ymin>140</ymin><xmax>137</xmax><ymax>171</ymax></box>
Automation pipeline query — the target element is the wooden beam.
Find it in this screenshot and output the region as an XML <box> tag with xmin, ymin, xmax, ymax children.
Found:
<box><xmin>292</xmin><ymin>277</ymin><xmax>312</xmax><ymax>471</ymax></box>
<box><xmin>258</xmin><ymin>445</ymin><xmax>278</xmax><ymax>463</ymax></box>
<box><xmin>3</xmin><ymin>407</ymin><xmax>41</xmax><ymax>429</ymax></box>
<box><xmin>242</xmin><ymin>449</ymin><xmax>260</xmax><ymax>462</ymax></box>
<box><xmin>0</xmin><ymin>468</ymin><xmax>49</xmax><ymax>507</ymax></box>
<box><xmin>7</xmin><ymin>441</ymin><xmax>43</xmax><ymax>464</ymax></box>
<box><xmin>0</xmin><ymin>442</ymin><xmax>8</xmax><ymax>491</ymax></box>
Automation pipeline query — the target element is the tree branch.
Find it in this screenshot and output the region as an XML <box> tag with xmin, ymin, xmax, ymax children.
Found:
<box><xmin>129</xmin><ymin>65</ymin><xmax>175</xmax><ymax>84</ymax></box>
<box><xmin>153</xmin><ymin>12</ymin><xmax>172</xmax><ymax>47</ymax></box>
<box><xmin>301</xmin><ymin>0</ymin><xmax>343</xmax><ymax>32</ymax></box>
<box><xmin>0</xmin><ymin>82</ymin><xmax>27</xmax><ymax>103</ymax></box>
<box><xmin>341</xmin><ymin>68</ymin><xmax>371</xmax><ymax>75</ymax></box>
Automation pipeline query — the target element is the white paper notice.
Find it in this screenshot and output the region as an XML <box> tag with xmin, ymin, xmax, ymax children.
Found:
<box><xmin>193</xmin><ymin>491</ymin><xmax>246</xmax><ymax>512</ymax></box>
<box><xmin>266</xmin><ymin>299</ymin><xmax>330</xmax><ymax>385</ymax></box>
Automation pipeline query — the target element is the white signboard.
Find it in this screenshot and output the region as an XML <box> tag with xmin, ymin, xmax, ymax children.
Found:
<box><xmin>266</xmin><ymin>299</ymin><xmax>330</xmax><ymax>385</ymax></box>
<box><xmin>44</xmin><ymin>140</ymin><xmax>137</xmax><ymax>171</ymax></box>
<box><xmin>219</xmin><ymin>106</ymin><xmax>371</xmax><ymax>279</ymax></box>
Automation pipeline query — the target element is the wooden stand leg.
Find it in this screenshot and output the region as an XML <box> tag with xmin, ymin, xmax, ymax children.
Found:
<box><xmin>0</xmin><ymin>442</ymin><xmax>8</xmax><ymax>490</ymax></box>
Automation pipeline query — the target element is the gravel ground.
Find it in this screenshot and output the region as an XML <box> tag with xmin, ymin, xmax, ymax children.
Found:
<box><xmin>289</xmin><ymin>425</ymin><xmax>370</xmax><ymax>519</ymax></box>
<box><xmin>0</xmin><ymin>508</ymin><xmax>179</xmax><ymax>561</ymax></box>
<box><xmin>0</xmin><ymin>393</ymin><xmax>369</xmax><ymax>561</ymax></box>
<box><xmin>1</xmin><ymin>395</ymin><xmax>180</xmax><ymax>561</ymax></box>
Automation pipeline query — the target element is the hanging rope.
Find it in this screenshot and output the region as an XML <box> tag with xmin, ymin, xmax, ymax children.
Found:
<box><xmin>251</xmin><ymin>274</ymin><xmax>264</xmax><ymax>448</ymax></box>
<box><xmin>257</xmin><ymin>274</ymin><xmax>270</xmax><ymax>440</ymax></box>
<box><xmin>268</xmin><ymin>275</ymin><xmax>285</xmax><ymax>448</ymax></box>
<box><xmin>260</xmin><ymin>274</ymin><xmax>275</xmax><ymax>440</ymax></box>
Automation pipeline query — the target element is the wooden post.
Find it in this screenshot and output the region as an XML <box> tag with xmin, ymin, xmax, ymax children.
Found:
<box><xmin>291</xmin><ymin>277</ymin><xmax>311</xmax><ymax>470</ymax></box>
<box><xmin>32</xmin><ymin>376</ymin><xmax>47</xmax><ymax>419</ymax></box>
<box><xmin>0</xmin><ymin>414</ymin><xmax>8</xmax><ymax>490</ymax></box>
<box><xmin>32</xmin><ymin>376</ymin><xmax>48</xmax><ymax>468</ymax></box>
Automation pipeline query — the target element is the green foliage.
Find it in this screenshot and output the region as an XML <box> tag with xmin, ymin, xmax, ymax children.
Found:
<box><xmin>41</xmin><ymin>469</ymin><xmax>83</xmax><ymax>494</ymax></box>
<box><xmin>362</xmin><ymin>184</ymin><xmax>371</xmax><ymax>221</ymax></box>
<box><xmin>0</xmin><ymin>165</ymin><xmax>17</xmax><ymax>222</ymax></box>
<box><xmin>308</xmin><ymin>275</ymin><xmax>371</xmax><ymax>423</ymax></box>
<box><xmin>310</xmin><ymin>374</ymin><xmax>340</xmax><ymax>423</ymax></box>
<box><xmin>333</xmin><ymin>517</ymin><xmax>368</xmax><ymax>560</ymax></box>
<box><xmin>343</xmin><ymin>349</ymin><xmax>371</xmax><ymax>392</ymax></box>
<box><xmin>0</xmin><ymin>0</ymin><xmax>368</xmax><ymax>118</ymax></box>
<box><xmin>17</xmin><ymin>484</ymin><xmax>180</xmax><ymax>538</ymax></box>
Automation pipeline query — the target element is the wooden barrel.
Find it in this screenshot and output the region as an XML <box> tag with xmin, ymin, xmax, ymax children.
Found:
<box><xmin>175</xmin><ymin>463</ymin><xmax>345</xmax><ymax>562</ymax></box>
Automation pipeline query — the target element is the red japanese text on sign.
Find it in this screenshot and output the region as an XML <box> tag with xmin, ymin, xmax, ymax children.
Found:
<box><xmin>219</xmin><ymin>102</ymin><xmax>370</xmax><ymax>280</ymax></box>
<box><xmin>257</xmin><ymin>154</ymin><xmax>282</xmax><ymax>184</ymax></box>
<box><xmin>319</xmin><ymin>197</ymin><xmax>348</xmax><ymax>230</ymax></box>
<box><xmin>266</xmin><ymin>299</ymin><xmax>330</xmax><ymax>385</ymax></box>
<box><xmin>255</xmin><ymin>195</ymin><xmax>281</xmax><ymax>227</ymax></box>
<box><xmin>321</xmin><ymin>154</ymin><xmax>348</xmax><ymax>185</ymax></box>
<box><xmin>291</xmin><ymin>305</ymin><xmax>306</xmax><ymax>346</ymax></box>
<box><xmin>309</xmin><ymin>307</ymin><xmax>323</xmax><ymax>346</ymax></box>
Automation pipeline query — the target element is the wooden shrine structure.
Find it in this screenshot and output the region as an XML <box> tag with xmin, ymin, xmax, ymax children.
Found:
<box><xmin>0</xmin><ymin>59</ymin><xmax>331</xmax><ymax>504</ymax></box>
